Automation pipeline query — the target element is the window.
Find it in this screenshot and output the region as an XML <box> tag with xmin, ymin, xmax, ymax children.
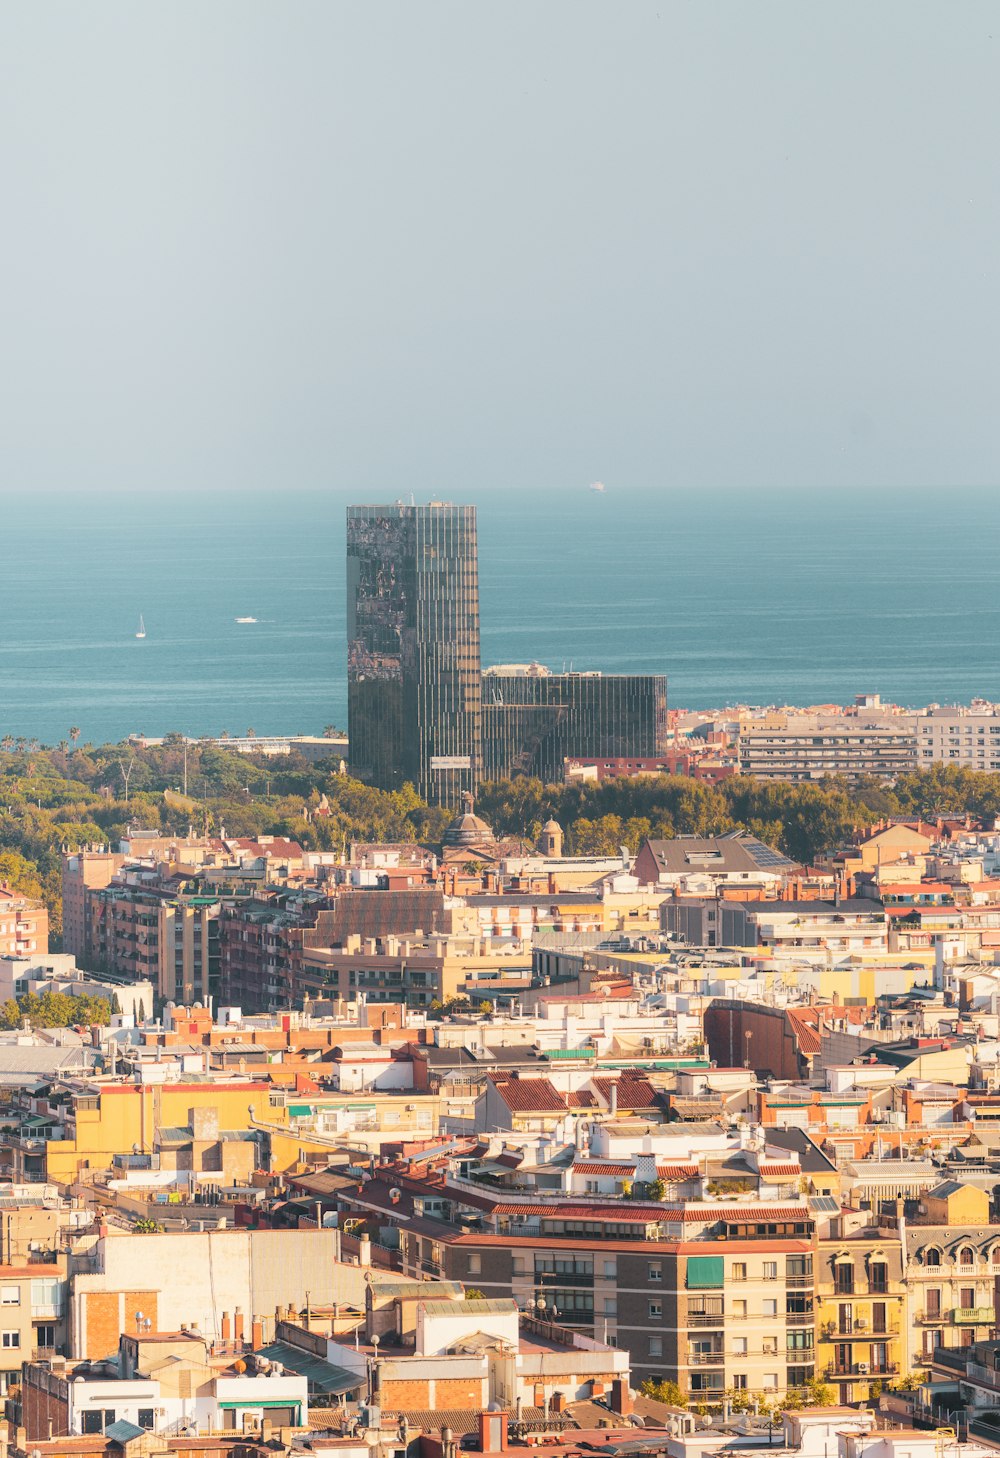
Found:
<box><xmin>82</xmin><ymin>1412</ymin><xmax>116</xmax><ymax>1435</ymax></box>
<box><xmin>733</xmin><ymin>1337</ymin><xmax>748</xmax><ymax>1356</ymax></box>
<box><xmin>138</xmin><ymin>1410</ymin><xmax>155</xmax><ymax>1430</ymax></box>
<box><xmin>0</xmin><ymin>1288</ymin><xmax>19</xmax><ymax>1307</ymax></box>
<box><xmin>762</xmin><ymin>1337</ymin><xmax>777</xmax><ymax>1355</ymax></box>
<box><xmin>648</xmin><ymin>1262</ymin><xmax>662</xmax><ymax>1282</ymax></box>
<box><xmin>732</xmin><ymin>1300</ymin><xmax>747</xmax><ymax>1318</ymax></box>
<box><xmin>733</xmin><ymin>1374</ymin><xmax>748</xmax><ymax>1391</ymax></box>
<box><xmin>648</xmin><ymin>1336</ymin><xmax>662</xmax><ymax>1357</ymax></box>
<box><xmin>1</xmin><ymin>1332</ymin><xmax>19</xmax><ymax>1349</ymax></box>
<box><xmin>924</xmin><ymin>1248</ymin><xmax>941</xmax><ymax>1267</ymax></box>
<box><xmin>467</xmin><ymin>1254</ymin><xmax>481</xmax><ymax>1276</ymax></box>
<box><xmin>763</xmin><ymin>1261</ymin><xmax>778</xmax><ymax>1281</ymax></box>
<box><xmin>763</xmin><ymin>1374</ymin><xmax>779</xmax><ymax>1392</ymax></box>
<box><xmin>762</xmin><ymin>1299</ymin><xmax>778</xmax><ymax>1317</ymax></box>
<box><xmin>869</xmin><ymin>1264</ymin><xmax>888</xmax><ymax>1293</ymax></box>
<box><xmin>959</xmin><ymin>1247</ymin><xmax>976</xmax><ymax>1267</ymax></box>
<box><xmin>731</xmin><ymin>1262</ymin><xmax>747</xmax><ymax>1281</ymax></box>
<box><xmin>35</xmin><ymin>1325</ymin><xmax>55</xmax><ymax>1349</ymax></box>
<box><xmin>649</xmin><ymin>1300</ymin><xmax>662</xmax><ymax>1319</ymax></box>
<box><xmin>603</xmin><ymin>1260</ymin><xmax>616</xmax><ymax>1279</ymax></box>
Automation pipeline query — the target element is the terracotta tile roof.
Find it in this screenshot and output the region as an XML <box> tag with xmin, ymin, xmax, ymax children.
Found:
<box><xmin>592</xmin><ymin>1072</ymin><xmax>660</xmax><ymax>1108</ymax></box>
<box><xmin>786</xmin><ymin>1007</ymin><xmax>822</xmax><ymax>1056</ymax></box>
<box><xmin>758</xmin><ymin>1164</ymin><xmax>800</xmax><ymax>1177</ymax></box>
<box><xmin>572</xmin><ymin>1162</ymin><xmax>698</xmax><ymax>1179</ymax></box>
<box><xmin>493</xmin><ymin>1076</ymin><xmax>567</xmax><ymax>1112</ymax></box>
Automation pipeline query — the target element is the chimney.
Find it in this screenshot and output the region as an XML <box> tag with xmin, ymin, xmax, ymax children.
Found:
<box><xmin>551</xmin><ymin>1393</ymin><xmax>566</xmax><ymax>1414</ymax></box>
<box><xmin>478</xmin><ymin>1412</ymin><xmax>508</xmax><ymax>1452</ymax></box>
<box><xmin>221</xmin><ymin>1312</ymin><xmax>231</xmax><ymax>1342</ymax></box>
<box><xmin>609</xmin><ymin>1379</ymin><xmax>631</xmax><ymax>1417</ymax></box>
<box><xmin>251</xmin><ymin>1315</ymin><xmax>263</xmax><ymax>1349</ymax></box>
<box><xmin>233</xmin><ymin>1307</ymin><xmax>244</xmax><ymax>1342</ymax></box>
<box><xmin>609</xmin><ymin>1079</ymin><xmax>618</xmax><ymax>1118</ymax></box>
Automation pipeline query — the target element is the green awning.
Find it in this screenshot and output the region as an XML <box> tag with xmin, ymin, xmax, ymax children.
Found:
<box><xmin>686</xmin><ymin>1255</ymin><xmax>724</xmax><ymax>1289</ymax></box>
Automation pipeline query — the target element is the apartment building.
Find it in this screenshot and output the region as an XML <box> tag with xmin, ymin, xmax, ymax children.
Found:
<box><xmin>739</xmin><ymin>712</ymin><xmax>917</xmax><ymax>781</ymax></box>
<box><xmin>902</xmin><ymin>1180</ymin><xmax>999</xmax><ymax>1371</ymax></box>
<box><xmin>916</xmin><ymin>707</ymin><xmax>1000</xmax><ymax>770</ymax></box>
<box><xmin>61</xmin><ymin>851</ymin><xmax>125</xmax><ymax>965</ymax></box>
<box><xmin>88</xmin><ymin>878</ymin><xmax>225</xmax><ymax>1006</ymax></box>
<box><xmin>338</xmin><ymin>1163</ymin><xmax>816</xmax><ymax>1400</ymax></box>
<box><xmin>300</xmin><ymin>932</ymin><xmax>531</xmax><ymax>1011</ymax></box>
<box><xmin>0</xmin><ymin>1260</ymin><xmax>67</xmax><ymax>1395</ymax></box>
<box><xmin>815</xmin><ymin>1215</ymin><xmax>905</xmax><ymax>1407</ymax></box>
<box><xmin>0</xmin><ymin>887</ymin><xmax>48</xmax><ymax>960</ymax></box>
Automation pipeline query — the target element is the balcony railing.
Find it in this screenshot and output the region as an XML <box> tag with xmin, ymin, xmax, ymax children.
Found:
<box><xmin>822</xmin><ymin>1321</ymin><xmax>900</xmax><ymax>1338</ymax></box>
<box><xmin>826</xmin><ymin>1362</ymin><xmax>899</xmax><ymax>1379</ymax></box>
<box><xmin>687</xmin><ymin>1313</ymin><xmax>725</xmax><ymax>1327</ymax></box>
<box><xmin>688</xmin><ymin>1353</ymin><xmax>725</xmax><ymax>1365</ymax></box>
<box><xmin>953</xmin><ymin>1307</ymin><xmax>994</xmax><ymax>1325</ymax></box>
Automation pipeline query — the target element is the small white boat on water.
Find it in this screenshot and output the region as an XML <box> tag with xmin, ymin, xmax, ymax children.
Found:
<box><xmin>135</xmin><ymin>615</ymin><xmax>146</xmax><ymax>639</ymax></box>
<box><xmin>235</xmin><ymin>616</ymin><xmax>258</xmax><ymax>624</ymax></box>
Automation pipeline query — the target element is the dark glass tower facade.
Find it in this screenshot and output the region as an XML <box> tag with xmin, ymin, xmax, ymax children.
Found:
<box><xmin>347</xmin><ymin>503</ymin><xmax>481</xmax><ymax>805</ymax></box>
<box><xmin>481</xmin><ymin>671</ymin><xmax>669</xmax><ymax>784</ymax></box>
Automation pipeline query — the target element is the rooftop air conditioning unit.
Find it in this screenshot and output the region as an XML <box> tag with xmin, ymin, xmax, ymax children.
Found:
<box><xmin>858</xmin><ymin>1363</ymin><xmax>869</xmax><ymax>1374</ymax></box>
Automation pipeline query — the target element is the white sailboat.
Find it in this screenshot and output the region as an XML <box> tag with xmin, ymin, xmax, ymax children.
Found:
<box><xmin>135</xmin><ymin>615</ymin><xmax>146</xmax><ymax>640</ymax></box>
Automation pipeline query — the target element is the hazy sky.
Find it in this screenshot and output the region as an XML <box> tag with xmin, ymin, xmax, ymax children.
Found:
<box><xmin>2</xmin><ymin>2</ymin><xmax>997</xmax><ymax>495</ymax></box>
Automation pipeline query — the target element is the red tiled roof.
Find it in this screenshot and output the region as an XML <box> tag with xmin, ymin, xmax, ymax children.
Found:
<box><xmin>592</xmin><ymin>1073</ymin><xmax>660</xmax><ymax>1108</ymax></box>
<box><xmin>572</xmin><ymin>1162</ymin><xmax>698</xmax><ymax>1179</ymax></box>
<box><xmin>493</xmin><ymin>1077</ymin><xmax>567</xmax><ymax>1112</ymax></box>
<box><xmin>758</xmin><ymin>1164</ymin><xmax>800</xmax><ymax>1177</ymax></box>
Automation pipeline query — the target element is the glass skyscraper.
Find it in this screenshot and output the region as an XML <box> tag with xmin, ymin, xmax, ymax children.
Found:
<box><xmin>481</xmin><ymin>670</ymin><xmax>669</xmax><ymax>784</ymax></box>
<box><xmin>346</xmin><ymin>502</ymin><xmax>481</xmax><ymax>805</ymax></box>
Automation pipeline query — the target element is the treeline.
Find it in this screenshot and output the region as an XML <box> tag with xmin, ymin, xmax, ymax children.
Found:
<box><xmin>0</xmin><ymin>738</ymin><xmax>450</xmax><ymax>944</ymax></box>
<box><xmin>476</xmin><ymin>763</ymin><xmax>1000</xmax><ymax>865</ymax></box>
<box><xmin>4</xmin><ymin>734</ymin><xmax>1000</xmax><ymax>947</ymax></box>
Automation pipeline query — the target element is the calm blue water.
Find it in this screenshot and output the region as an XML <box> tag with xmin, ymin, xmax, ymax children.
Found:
<box><xmin>2</xmin><ymin>487</ymin><xmax>999</xmax><ymax>746</ymax></box>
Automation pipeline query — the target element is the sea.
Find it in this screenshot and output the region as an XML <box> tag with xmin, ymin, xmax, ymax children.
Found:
<box><xmin>3</xmin><ymin>486</ymin><xmax>1000</xmax><ymax>748</ymax></box>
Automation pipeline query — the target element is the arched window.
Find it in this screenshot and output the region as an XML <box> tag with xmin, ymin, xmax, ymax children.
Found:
<box><xmin>924</xmin><ymin>1247</ymin><xmax>941</xmax><ymax>1267</ymax></box>
<box><xmin>959</xmin><ymin>1246</ymin><xmax>976</xmax><ymax>1267</ymax></box>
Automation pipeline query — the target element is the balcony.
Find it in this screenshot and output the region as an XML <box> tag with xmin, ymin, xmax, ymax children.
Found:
<box><xmin>687</xmin><ymin>1313</ymin><xmax>725</xmax><ymax>1328</ymax></box>
<box><xmin>953</xmin><ymin>1308</ymin><xmax>994</xmax><ymax>1325</ymax></box>
<box><xmin>915</xmin><ymin>1311</ymin><xmax>947</xmax><ymax>1325</ymax></box>
<box><xmin>688</xmin><ymin>1353</ymin><xmax>725</xmax><ymax>1366</ymax></box>
<box><xmin>822</xmin><ymin>1321</ymin><xmax>900</xmax><ymax>1338</ymax></box>
<box><xmin>826</xmin><ymin>1362</ymin><xmax>899</xmax><ymax>1379</ymax></box>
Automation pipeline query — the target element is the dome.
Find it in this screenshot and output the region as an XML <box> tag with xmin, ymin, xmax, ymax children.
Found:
<box><xmin>443</xmin><ymin>812</ymin><xmax>496</xmax><ymax>848</ymax></box>
<box><xmin>542</xmin><ymin>818</ymin><xmax>562</xmax><ymax>834</ymax></box>
<box><xmin>442</xmin><ymin>794</ymin><xmax>497</xmax><ymax>851</ymax></box>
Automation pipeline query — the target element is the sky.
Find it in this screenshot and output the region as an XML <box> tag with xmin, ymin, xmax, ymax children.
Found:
<box><xmin>1</xmin><ymin>2</ymin><xmax>997</xmax><ymax>497</ymax></box>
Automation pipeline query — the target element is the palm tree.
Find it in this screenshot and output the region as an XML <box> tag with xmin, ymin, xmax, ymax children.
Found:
<box><xmin>0</xmin><ymin>736</ymin><xmax>13</xmax><ymax>753</ymax></box>
<box><xmin>69</xmin><ymin>726</ymin><xmax>81</xmax><ymax>750</ymax></box>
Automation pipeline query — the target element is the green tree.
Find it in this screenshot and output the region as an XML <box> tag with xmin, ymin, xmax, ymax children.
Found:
<box><xmin>639</xmin><ymin>1378</ymin><xmax>686</xmax><ymax>1407</ymax></box>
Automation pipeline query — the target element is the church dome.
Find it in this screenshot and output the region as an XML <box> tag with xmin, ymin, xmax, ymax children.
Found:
<box><xmin>442</xmin><ymin>794</ymin><xmax>497</xmax><ymax>851</ymax></box>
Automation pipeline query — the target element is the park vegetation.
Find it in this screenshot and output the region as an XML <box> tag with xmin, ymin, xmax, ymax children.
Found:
<box><xmin>1</xmin><ymin>733</ymin><xmax>998</xmax><ymax>949</ymax></box>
